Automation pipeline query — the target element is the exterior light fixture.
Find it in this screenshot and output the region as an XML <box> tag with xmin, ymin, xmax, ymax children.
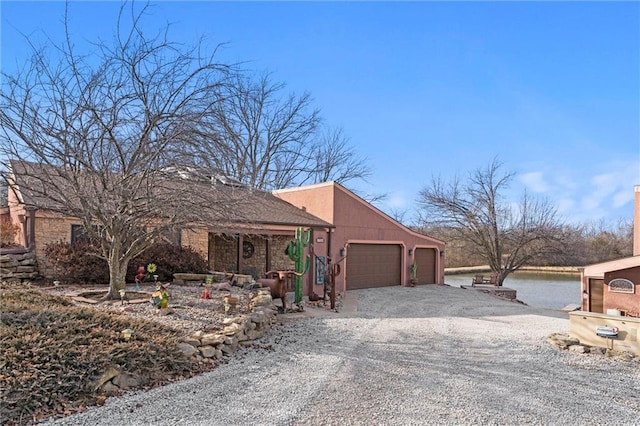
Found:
<box><xmin>121</xmin><ymin>328</ymin><xmax>134</xmax><ymax>341</ymax></box>
<box><xmin>408</xmin><ymin>249</ymin><xmax>413</xmax><ymax>256</ymax></box>
<box><xmin>339</xmin><ymin>248</ymin><xmax>345</xmax><ymax>257</ymax></box>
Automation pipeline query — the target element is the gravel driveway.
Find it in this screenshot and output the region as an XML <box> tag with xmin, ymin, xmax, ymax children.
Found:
<box><xmin>47</xmin><ymin>285</ymin><xmax>640</xmax><ymax>425</ymax></box>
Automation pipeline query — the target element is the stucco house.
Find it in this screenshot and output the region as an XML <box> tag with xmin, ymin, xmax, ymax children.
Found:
<box><xmin>274</xmin><ymin>181</ymin><xmax>445</xmax><ymax>292</ymax></box>
<box><xmin>579</xmin><ymin>185</ymin><xmax>640</xmax><ymax>316</ymax></box>
<box><xmin>2</xmin><ymin>162</ymin><xmax>444</xmax><ymax>296</ymax></box>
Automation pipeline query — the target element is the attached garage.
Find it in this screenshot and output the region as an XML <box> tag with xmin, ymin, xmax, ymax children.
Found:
<box><xmin>346</xmin><ymin>243</ymin><xmax>402</xmax><ymax>290</ymax></box>
<box><xmin>414</xmin><ymin>248</ymin><xmax>436</xmax><ymax>284</ymax></box>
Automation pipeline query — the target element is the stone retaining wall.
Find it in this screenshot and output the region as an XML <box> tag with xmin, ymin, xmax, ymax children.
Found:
<box><xmin>0</xmin><ymin>251</ymin><xmax>39</xmax><ymax>282</ymax></box>
<box><xmin>98</xmin><ymin>288</ymin><xmax>277</xmax><ymax>394</ymax></box>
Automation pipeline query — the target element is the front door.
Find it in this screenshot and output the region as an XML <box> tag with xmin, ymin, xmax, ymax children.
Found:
<box><xmin>589</xmin><ymin>278</ymin><xmax>604</xmax><ymax>313</ymax></box>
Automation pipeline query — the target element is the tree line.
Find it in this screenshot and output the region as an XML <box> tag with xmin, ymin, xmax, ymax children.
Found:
<box><xmin>420</xmin><ymin>219</ymin><xmax>633</xmax><ymax>269</ymax></box>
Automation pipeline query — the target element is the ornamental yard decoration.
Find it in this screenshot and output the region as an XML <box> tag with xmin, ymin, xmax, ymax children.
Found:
<box><xmin>151</xmin><ymin>282</ymin><xmax>170</xmax><ymax>310</ymax></box>
<box><xmin>287</xmin><ymin>227</ymin><xmax>311</xmax><ymax>304</ymax></box>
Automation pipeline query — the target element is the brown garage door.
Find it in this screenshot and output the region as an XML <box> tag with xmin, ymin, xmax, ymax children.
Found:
<box><xmin>346</xmin><ymin>244</ymin><xmax>402</xmax><ymax>290</ymax></box>
<box><xmin>414</xmin><ymin>248</ymin><xmax>436</xmax><ymax>284</ymax></box>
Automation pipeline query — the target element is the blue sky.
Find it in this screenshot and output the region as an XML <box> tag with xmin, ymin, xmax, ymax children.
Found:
<box><xmin>2</xmin><ymin>1</ymin><xmax>639</xmax><ymax>226</ymax></box>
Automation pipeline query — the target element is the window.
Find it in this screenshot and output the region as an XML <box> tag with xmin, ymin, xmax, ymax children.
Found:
<box><xmin>70</xmin><ymin>224</ymin><xmax>100</xmax><ymax>243</ymax></box>
<box><xmin>608</xmin><ymin>278</ymin><xmax>635</xmax><ymax>294</ymax></box>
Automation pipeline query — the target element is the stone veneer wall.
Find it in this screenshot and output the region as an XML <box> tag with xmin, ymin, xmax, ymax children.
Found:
<box><xmin>271</xmin><ymin>236</ymin><xmax>295</xmax><ymax>271</ymax></box>
<box><xmin>181</xmin><ymin>227</ymin><xmax>208</xmax><ymax>258</ymax></box>
<box><xmin>212</xmin><ymin>234</ymin><xmax>294</xmax><ymax>276</ymax></box>
<box><xmin>34</xmin><ymin>215</ymin><xmax>80</xmax><ymax>277</ymax></box>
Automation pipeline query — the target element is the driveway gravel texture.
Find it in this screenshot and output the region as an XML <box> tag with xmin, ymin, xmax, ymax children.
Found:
<box><xmin>45</xmin><ymin>285</ymin><xmax>640</xmax><ymax>426</ymax></box>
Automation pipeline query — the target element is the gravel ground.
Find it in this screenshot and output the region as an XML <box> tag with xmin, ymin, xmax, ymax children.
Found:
<box><xmin>44</xmin><ymin>285</ymin><xmax>640</xmax><ymax>425</ymax></box>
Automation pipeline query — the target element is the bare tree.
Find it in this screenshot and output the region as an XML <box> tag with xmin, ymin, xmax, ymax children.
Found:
<box><xmin>0</xmin><ymin>3</ymin><xmax>241</xmax><ymax>298</ymax></box>
<box><xmin>306</xmin><ymin>126</ymin><xmax>371</xmax><ymax>186</ymax></box>
<box><xmin>417</xmin><ymin>159</ymin><xmax>566</xmax><ymax>285</ymax></box>
<box><xmin>200</xmin><ymin>71</ymin><xmax>373</xmax><ymax>192</ymax></box>
<box><xmin>200</xmin><ymin>72</ymin><xmax>320</xmax><ymax>190</ymax></box>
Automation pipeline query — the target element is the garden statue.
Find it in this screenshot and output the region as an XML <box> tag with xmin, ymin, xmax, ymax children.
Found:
<box><xmin>201</xmin><ymin>284</ymin><xmax>212</xmax><ymax>299</ymax></box>
<box><xmin>134</xmin><ymin>266</ymin><xmax>145</xmax><ymax>290</ymax></box>
<box><xmin>151</xmin><ymin>282</ymin><xmax>170</xmax><ymax>310</ymax></box>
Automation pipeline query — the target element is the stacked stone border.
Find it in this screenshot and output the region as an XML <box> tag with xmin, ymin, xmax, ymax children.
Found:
<box><xmin>0</xmin><ymin>251</ymin><xmax>39</xmax><ymax>282</ymax></box>
<box><xmin>548</xmin><ymin>332</ymin><xmax>640</xmax><ymax>363</ymax></box>
<box><xmin>97</xmin><ymin>288</ymin><xmax>277</xmax><ymax>394</ymax></box>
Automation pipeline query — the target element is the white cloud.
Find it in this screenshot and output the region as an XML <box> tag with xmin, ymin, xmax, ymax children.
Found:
<box><xmin>387</xmin><ymin>192</ymin><xmax>408</xmax><ymax>209</ymax></box>
<box><xmin>516</xmin><ymin>158</ymin><xmax>638</xmax><ymax>224</ymax></box>
<box><xmin>518</xmin><ymin>171</ymin><xmax>549</xmax><ymax>193</ymax></box>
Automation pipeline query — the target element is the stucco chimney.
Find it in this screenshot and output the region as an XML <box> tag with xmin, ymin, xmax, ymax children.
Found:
<box><xmin>635</xmin><ymin>185</ymin><xmax>640</xmax><ymax>256</ymax></box>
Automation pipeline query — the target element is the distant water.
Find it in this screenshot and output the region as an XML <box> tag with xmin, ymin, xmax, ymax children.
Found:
<box><xmin>444</xmin><ymin>271</ymin><xmax>581</xmax><ymax>310</ymax></box>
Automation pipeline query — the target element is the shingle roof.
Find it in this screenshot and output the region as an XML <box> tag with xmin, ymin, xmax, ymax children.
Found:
<box><xmin>9</xmin><ymin>160</ymin><xmax>332</xmax><ymax>229</ymax></box>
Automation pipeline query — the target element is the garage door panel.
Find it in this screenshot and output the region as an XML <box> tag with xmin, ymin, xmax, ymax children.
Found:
<box><xmin>415</xmin><ymin>248</ymin><xmax>436</xmax><ymax>284</ymax></box>
<box><xmin>347</xmin><ymin>244</ymin><xmax>401</xmax><ymax>290</ymax></box>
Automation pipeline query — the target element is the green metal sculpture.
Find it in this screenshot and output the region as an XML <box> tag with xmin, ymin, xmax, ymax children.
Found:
<box><xmin>287</xmin><ymin>227</ymin><xmax>311</xmax><ymax>304</ymax></box>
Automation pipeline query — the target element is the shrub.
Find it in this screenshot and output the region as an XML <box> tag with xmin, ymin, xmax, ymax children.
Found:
<box><xmin>43</xmin><ymin>240</ymin><xmax>109</xmax><ymax>284</ymax></box>
<box><xmin>0</xmin><ymin>221</ymin><xmax>21</xmax><ymax>248</ymax></box>
<box><xmin>128</xmin><ymin>242</ymin><xmax>208</xmax><ymax>282</ymax></box>
<box><xmin>44</xmin><ymin>240</ymin><xmax>207</xmax><ymax>284</ymax></box>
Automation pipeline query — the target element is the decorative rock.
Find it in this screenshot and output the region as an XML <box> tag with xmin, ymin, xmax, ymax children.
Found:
<box><xmin>94</xmin><ymin>367</ymin><xmax>120</xmax><ymax>391</ymax></box>
<box><xmin>224</xmin><ymin>335</ymin><xmax>238</xmax><ymax>346</ymax></box>
<box><xmin>568</xmin><ymin>345</ymin><xmax>588</xmax><ymax>354</ymax></box>
<box><xmin>214</xmin><ymin>349</ymin><xmax>223</xmax><ymax>360</ymax></box>
<box><xmin>181</xmin><ymin>337</ymin><xmax>201</xmax><ymax>347</ymax></box>
<box><xmin>251</xmin><ymin>294</ymin><xmax>273</xmax><ymax>307</ymax></box>
<box><xmin>112</xmin><ymin>372</ymin><xmax>142</xmax><ymax>389</ymax></box>
<box><xmin>222</xmin><ymin>323</ymin><xmax>242</xmax><ymax>335</ymax></box>
<box><xmin>547</xmin><ymin>333</ymin><xmax>580</xmax><ymax>349</ymax></box>
<box><xmin>100</xmin><ymin>382</ymin><xmax>121</xmax><ymax>395</ymax></box>
<box><xmin>246</xmin><ymin>329</ymin><xmax>264</xmax><ymax>340</ymax></box>
<box><xmin>199</xmin><ymin>345</ymin><xmax>217</xmax><ymax>358</ymax></box>
<box><xmin>201</xmin><ymin>333</ymin><xmax>225</xmax><ymax>346</ymax></box>
<box><xmin>221</xmin><ymin>344</ymin><xmax>236</xmax><ymax>355</ymax></box>
<box><xmin>249</xmin><ymin>312</ymin><xmax>267</xmax><ymax>325</ymax></box>
<box><xmin>178</xmin><ymin>342</ymin><xmax>199</xmax><ymax>358</ymax></box>
<box><xmin>222</xmin><ymin>316</ymin><xmax>244</xmax><ymax>325</ymax></box>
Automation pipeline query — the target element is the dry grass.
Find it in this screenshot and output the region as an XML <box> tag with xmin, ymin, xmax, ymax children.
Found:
<box><xmin>0</xmin><ymin>282</ymin><xmax>216</xmax><ymax>426</ymax></box>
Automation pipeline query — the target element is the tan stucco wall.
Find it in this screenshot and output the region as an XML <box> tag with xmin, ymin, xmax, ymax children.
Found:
<box><xmin>274</xmin><ymin>183</ymin><xmax>335</xmax><ymax>224</ymax></box>
<box><xmin>569</xmin><ymin>311</ymin><xmax>640</xmax><ymax>355</ymax></box>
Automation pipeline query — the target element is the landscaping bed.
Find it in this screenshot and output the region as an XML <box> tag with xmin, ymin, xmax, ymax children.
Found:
<box><xmin>0</xmin><ymin>281</ymin><xmax>277</xmax><ymax>426</ymax></box>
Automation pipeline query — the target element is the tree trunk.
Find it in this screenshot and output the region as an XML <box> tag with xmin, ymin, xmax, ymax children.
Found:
<box><xmin>105</xmin><ymin>251</ymin><xmax>128</xmax><ymax>300</ymax></box>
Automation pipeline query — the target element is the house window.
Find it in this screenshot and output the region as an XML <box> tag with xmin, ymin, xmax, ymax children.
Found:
<box><xmin>608</xmin><ymin>278</ymin><xmax>635</xmax><ymax>294</ymax></box>
<box><xmin>162</xmin><ymin>229</ymin><xmax>182</xmax><ymax>246</ymax></box>
<box><xmin>71</xmin><ymin>224</ymin><xmax>85</xmax><ymax>243</ymax></box>
<box><xmin>71</xmin><ymin>224</ymin><xmax>100</xmax><ymax>243</ymax></box>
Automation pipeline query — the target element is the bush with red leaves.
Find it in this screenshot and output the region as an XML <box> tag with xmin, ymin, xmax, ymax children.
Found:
<box><xmin>44</xmin><ymin>240</ymin><xmax>208</xmax><ymax>284</ymax></box>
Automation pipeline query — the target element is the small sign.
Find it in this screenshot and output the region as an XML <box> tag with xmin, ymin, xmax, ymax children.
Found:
<box><xmin>596</xmin><ymin>326</ymin><xmax>619</xmax><ymax>338</ymax></box>
<box><xmin>316</xmin><ymin>237</ymin><xmax>325</xmax><ymax>243</ymax></box>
